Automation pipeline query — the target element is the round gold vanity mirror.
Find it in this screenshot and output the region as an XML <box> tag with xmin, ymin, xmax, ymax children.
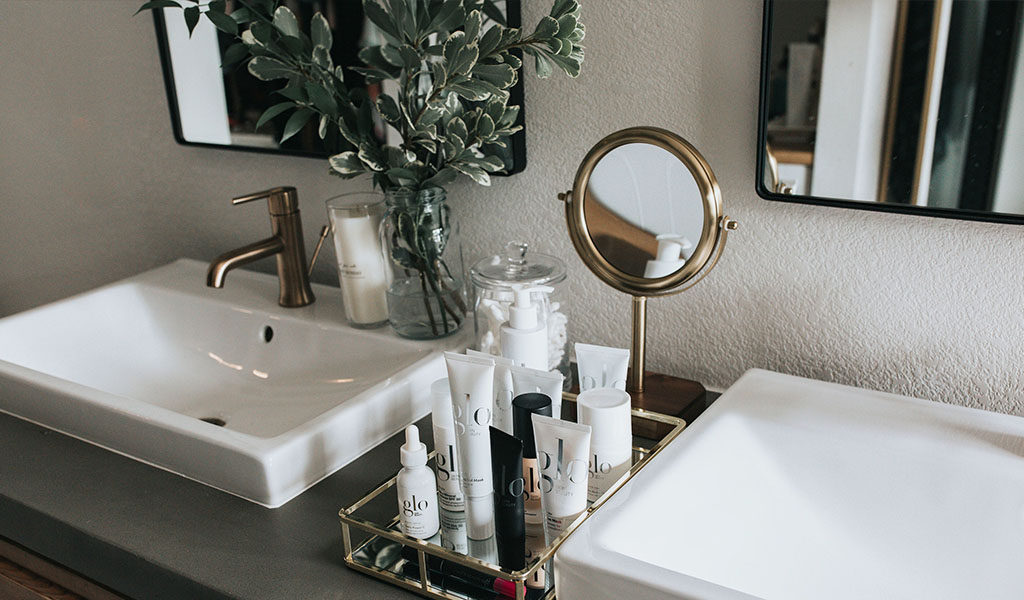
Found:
<box><xmin>560</xmin><ymin>127</ymin><xmax>738</xmax><ymax>395</ymax></box>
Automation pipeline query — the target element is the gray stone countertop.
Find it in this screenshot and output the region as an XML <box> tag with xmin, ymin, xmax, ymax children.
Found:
<box><xmin>0</xmin><ymin>409</ymin><xmax>425</xmax><ymax>600</ymax></box>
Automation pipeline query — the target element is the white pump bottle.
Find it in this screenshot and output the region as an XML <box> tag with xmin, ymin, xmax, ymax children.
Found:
<box><xmin>500</xmin><ymin>285</ymin><xmax>553</xmax><ymax>370</ymax></box>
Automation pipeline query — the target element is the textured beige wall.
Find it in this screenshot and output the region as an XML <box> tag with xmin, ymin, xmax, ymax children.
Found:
<box><xmin>2</xmin><ymin>1</ymin><xmax>1022</xmax><ymax>412</ymax></box>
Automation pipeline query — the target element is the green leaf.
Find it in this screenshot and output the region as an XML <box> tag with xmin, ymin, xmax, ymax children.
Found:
<box><xmin>463</xmin><ymin>10</ymin><xmax>482</xmax><ymax>42</ymax></box>
<box><xmin>312</xmin><ymin>45</ymin><xmax>332</xmax><ymax>69</ymax></box>
<box><xmin>376</xmin><ymin>94</ymin><xmax>402</xmax><ymax>125</ymax></box>
<box><xmin>205</xmin><ymin>9</ymin><xmax>238</xmax><ymax>35</ymax></box>
<box><xmin>183</xmin><ymin>5</ymin><xmax>200</xmax><ymax>36</ymax></box>
<box><xmin>275</xmin><ymin>83</ymin><xmax>307</xmax><ymax>102</ymax></box>
<box><xmin>305</xmin><ymin>82</ymin><xmax>338</xmax><ymax>116</ymax></box>
<box><xmin>328</xmin><ymin>151</ymin><xmax>366</xmax><ymax>176</ymax></box>
<box><xmin>280</xmin><ymin>108</ymin><xmax>314</xmax><ymax>143</ymax></box>
<box><xmin>255</xmin><ymin>102</ymin><xmax>294</xmax><ymax>131</ymax></box>
<box><xmin>533</xmin><ymin>16</ymin><xmax>558</xmax><ymax>39</ymax></box>
<box><xmin>311</xmin><ymin>12</ymin><xmax>332</xmax><ymax>50</ymax></box>
<box><xmin>446</xmin><ymin>117</ymin><xmax>468</xmax><ymax>143</ymax></box>
<box><xmin>385</xmin><ymin>0</ymin><xmax>416</xmax><ymax>41</ymax></box>
<box><xmin>451</xmin><ymin>162</ymin><xmax>491</xmax><ymax>185</ymax></box>
<box><xmin>134</xmin><ymin>0</ymin><xmax>180</xmax><ymax>16</ymax></box>
<box><xmin>272</xmin><ymin>6</ymin><xmax>300</xmax><ymax>37</ymax></box>
<box><xmin>221</xmin><ymin>43</ymin><xmax>249</xmax><ymax>70</ymax></box>
<box><xmin>478</xmin><ymin>25</ymin><xmax>502</xmax><ymax>57</ymax></box>
<box><xmin>480</xmin><ymin>0</ymin><xmax>506</xmax><ymax>26</ymax></box>
<box><xmin>363</xmin><ymin>0</ymin><xmax>403</xmax><ymax>41</ymax></box>
<box><xmin>247</xmin><ymin>56</ymin><xmax>293</xmax><ymax>81</ymax></box>
<box><xmin>423</xmin><ymin>167</ymin><xmax>458</xmax><ymax>188</ymax></box>
<box><xmin>417</xmin><ymin>104</ymin><xmax>445</xmax><ymax>127</ymax></box>
<box><xmin>386</xmin><ymin>167</ymin><xmax>419</xmax><ymax>187</ymax></box>
<box><xmin>358</xmin><ymin>143</ymin><xmax>387</xmax><ymax>171</ymax></box>
<box><xmin>427</xmin><ymin>0</ymin><xmax>465</xmax><ymax>33</ymax></box>
<box><xmin>533</xmin><ymin>52</ymin><xmax>553</xmax><ymax>78</ymax></box>
<box><xmin>475</xmin><ymin>113</ymin><xmax>495</xmax><ymax>141</ymax></box>
<box><xmin>471</xmin><ymin>63</ymin><xmax>516</xmax><ymax>88</ymax></box>
<box><xmin>318</xmin><ymin>115</ymin><xmax>329</xmax><ymax>139</ymax></box>
<box><xmin>380</xmin><ymin>44</ymin><xmax>404</xmax><ymax>67</ymax></box>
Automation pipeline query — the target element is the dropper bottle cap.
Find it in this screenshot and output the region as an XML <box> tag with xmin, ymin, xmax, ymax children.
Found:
<box><xmin>400</xmin><ymin>425</ymin><xmax>427</xmax><ymax>467</ymax></box>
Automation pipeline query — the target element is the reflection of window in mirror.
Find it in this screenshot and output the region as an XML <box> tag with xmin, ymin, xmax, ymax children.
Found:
<box><xmin>763</xmin><ymin>0</ymin><xmax>1024</xmax><ymax>219</ymax></box>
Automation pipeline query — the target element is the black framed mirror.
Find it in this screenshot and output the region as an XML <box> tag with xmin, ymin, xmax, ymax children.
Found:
<box><xmin>153</xmin><ymin>0</ymin><xmax>526</xmax><ymax>174</ymax></box>
<box><xmin>757</xmin><ymin>0</ymin><xmax>1024</xmax><ymax>224</ymax></box>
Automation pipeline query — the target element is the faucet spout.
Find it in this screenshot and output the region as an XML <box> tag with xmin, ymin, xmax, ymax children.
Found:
<box><xmin>208</xmin><ymin>186</ymin><xmax>316</xmax><ymax>307</ymax></box>
<box><xmin>207</xmin><ymin>236</ymin><xmax>284</xmax><ymax>288</ymax></box>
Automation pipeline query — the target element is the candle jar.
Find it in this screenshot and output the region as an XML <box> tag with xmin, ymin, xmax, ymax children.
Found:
<box><xmin>325</xmin><ymin>192</ymin><xmax>389</xmax><ymax>328</ymax></box>
<box><xmin>470</xmin><ymin>242</ymin><xmax>569</xmax><ymax>385</ymax></box>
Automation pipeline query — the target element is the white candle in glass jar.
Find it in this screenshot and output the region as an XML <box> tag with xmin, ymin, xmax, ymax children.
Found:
<box><xmin>327</xmin><ymin>195</ymin><xmax>389</xmax><ymax>327</ymax></box>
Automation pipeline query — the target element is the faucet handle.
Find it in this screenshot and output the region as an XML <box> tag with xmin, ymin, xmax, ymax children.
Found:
<box><xmin>231</xmin><ymin>186</ymin><xmax>299</xmax><ymax>216</ymax></box>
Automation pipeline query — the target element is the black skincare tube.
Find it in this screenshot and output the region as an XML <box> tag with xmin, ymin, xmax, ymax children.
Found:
<box><xmin>490</xmin><ymin>426</ymin><xmax>525</xmax><ymax>571</ymax></box>
<box><xmin>512</xmin><ymin>393</ymin><xmax>552</xmax><ymax>529</ymax></box>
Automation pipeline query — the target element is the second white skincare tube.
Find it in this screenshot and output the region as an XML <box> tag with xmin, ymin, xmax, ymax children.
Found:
<box><xmin>531</xmin><ymin>414</ymin><xmax>591</xmax><ymax>543</ymax></box>
<box><xmin>577</xmin><ymin>387</ymin><xmax>633</xmax><ymax>503</ymax></box>
<box><xmin>575</xmin><ymin>343</ymin><xmax>630</xmax><ymax>391</ymax></box>
<box><xmin>510</xmin><ymin>365</ymin><xmax>564</xmax><ymax>419</ymax></box>
<box><xmin>430</xmin><ymin>378</ymin><xmax>464</xmax><ymax>511</ymax></box>
<box><xmin>467</xmin><ymin>349</ymin><xmax>515</xmax><ymax>435</ymax></box>
<box><xmin>444</xmin><ymin>352</ymin><xmax>496</xmax><ymax>539</ymax></box>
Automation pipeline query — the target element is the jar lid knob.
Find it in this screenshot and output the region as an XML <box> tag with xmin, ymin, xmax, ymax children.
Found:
<box><xmin>505</xmin><ymin>241</ymin><xmax>529</xmax><ymax>274</ymax></box>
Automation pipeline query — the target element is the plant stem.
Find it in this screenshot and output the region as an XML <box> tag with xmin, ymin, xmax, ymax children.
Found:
<box><xmin>418</xmin><ymin>270</ymin><xmax>439</xmax><ymax>336</ymax></box>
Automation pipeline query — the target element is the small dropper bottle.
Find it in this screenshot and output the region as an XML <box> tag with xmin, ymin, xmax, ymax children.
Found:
<box><xmin>396</xmin><ymin>425</ymin><xmax>440</xmax><ymax>539</ymax></box>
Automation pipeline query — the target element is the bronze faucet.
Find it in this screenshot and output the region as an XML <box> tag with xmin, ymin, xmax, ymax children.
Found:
<box><xmin>207</xmin><ymin>186</ymin><xmax>316</xmax><ymax>307</ymax></box>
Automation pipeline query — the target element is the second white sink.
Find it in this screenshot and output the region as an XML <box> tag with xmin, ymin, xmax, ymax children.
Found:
<box><xmin>0</xmin><ymin>259</ymin><xmax>458</xmax><ymax>507</ymax></box>
<box><xmin>555</xmin><ymin>369</ymin><xmax>1024</xmax><ymax>600</ymax></box>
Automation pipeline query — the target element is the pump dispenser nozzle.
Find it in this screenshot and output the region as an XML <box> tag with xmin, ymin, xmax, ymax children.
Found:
<box><xmin>501</xmin><ymin>285</ymin><xmax>553</xmax><ymax>371</ymax></box>
<box><xmin>508</xmin><ymin>285</ymin><xmax>553</xmax><ymax>330</ymax></box>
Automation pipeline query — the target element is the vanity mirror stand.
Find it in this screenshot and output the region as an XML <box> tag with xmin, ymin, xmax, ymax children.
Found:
<box><xmin>559</xmin><ymin>127</ymin><xmax>738</xmax><ymax>427</ymax></box>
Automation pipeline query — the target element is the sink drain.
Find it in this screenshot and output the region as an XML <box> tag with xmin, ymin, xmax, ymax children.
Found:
<box><xmin>259</xmin><ymin>325</ymin><xmax>274</xmax><ymax>343</ymax></box>
<box><xmin>200</xmin><ymin>417</ymin><xmax>227</xmax><ymax>427</ymax></box>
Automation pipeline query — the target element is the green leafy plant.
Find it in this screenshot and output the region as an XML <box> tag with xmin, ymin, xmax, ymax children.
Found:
<box><xmin>140</xmin><ymin>0</ymin><xmax>585</xmax><ymax>190</ymax></box>
<box><xmin>139</xmin><ymin>0</ymin><xmax>584</xmax><ymax>337</ymax></box>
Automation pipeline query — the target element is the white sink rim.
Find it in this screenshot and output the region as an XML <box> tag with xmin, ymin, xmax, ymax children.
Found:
<box><xmin>0</xmin><ymin>259</ymin><xmax>462</xmax><ymax>507</ymax></box>
<box><xmin>555</xmin><ymin>368</ymin><xmax>1024</xmax><ymax>600</ymax></box>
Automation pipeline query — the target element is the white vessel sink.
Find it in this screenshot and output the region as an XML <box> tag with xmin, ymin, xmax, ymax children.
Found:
<box><xmin>0</xmin><ymin>259</ymin><xmax>455</xmax><ymax>507</ymax></box>
<box><xmin>555</xmin><ymin>369</ymin><xmax>1024</xmax><ymax>600</ymax></box>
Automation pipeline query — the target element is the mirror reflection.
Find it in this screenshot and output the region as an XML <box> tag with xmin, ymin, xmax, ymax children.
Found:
<box><xmin>584</xmin><ymin>143</ymin><xmax>705</xmax><ymax>278</ymax></box>
<box><xmin>760</xmin><ymin>0</ymin><xmax>1024</xmax><ymax>218</ymax></box>
<box><xmin>155</xmin><ymin>0</ymin><xmax>524</xmax><ymax>170</ymax></box>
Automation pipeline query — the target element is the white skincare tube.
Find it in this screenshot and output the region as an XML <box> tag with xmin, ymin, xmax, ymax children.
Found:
<box><xmin>467</xmin><ymin>349</ymin><xmax>515</xmax><ymax>435</ymax></box>
<box><xmin>510</xmin><ymin>365</ymin><xmax>564</xmax><ymax>420</ymax></box>
<box><xmin>430</xmin><ymin>378</ymin><xmax>464</xmax><ymax>511</ymax></box>
<box><xmin>444</xmin><ymin>352</ymin><xmax>496</xmax><ymax>539</ymax></box>
<box><xmin>531</xmin><ymin>414</ymin><xmax>591</xmax><ymax>543</ymax></box>
<box><xmin>577</xmin><ymin>388</ymin><xmax>633</xmax><ymax>503</ymax></box>
<box><xmin>575</xmin><ymin>343</ymin><xmax>630</xmax><ymax>391</ymax></box>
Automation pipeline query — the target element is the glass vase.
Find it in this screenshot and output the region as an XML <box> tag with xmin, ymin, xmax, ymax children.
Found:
<box><xmin>381</xmin><ymin>187</ymin><xmax>467</xmax><ymax>339</ymax></box>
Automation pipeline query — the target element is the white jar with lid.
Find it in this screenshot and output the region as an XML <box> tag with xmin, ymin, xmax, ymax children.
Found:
<box><xmin>470</xmin><ymin>242</ymin><xmax>569</xmax><ymax>384</ymax></box>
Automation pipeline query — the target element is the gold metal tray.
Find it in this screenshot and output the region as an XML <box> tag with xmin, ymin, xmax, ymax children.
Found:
<box><xmin>338</xmin><ymin>394</ymin><xmax>686</xmax><ymax>600</ymax></box>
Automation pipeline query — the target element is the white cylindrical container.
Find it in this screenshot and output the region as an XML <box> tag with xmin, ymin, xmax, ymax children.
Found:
<box><xmin>577</xmin><ymin>388</ymin><xmax>633</xmax><ymax>503</ymax></box>
<box><xmin>326</xmin><ymin>193</ymin><xmax>389</xmax><ymax>328</ymax></box>
<box><xmin>430</xmin><ymin>378</ymin><xmax>464</xmax><ymax>511</ymax></box>
<box><xmin>396</xmin><ymin>425</ymin><xmax>440</xmax><ymax>539</ymax></box>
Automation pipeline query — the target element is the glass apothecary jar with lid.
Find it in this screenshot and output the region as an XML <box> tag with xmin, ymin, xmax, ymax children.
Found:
<box><xmin>470</xmin><ymin>242</ymin><xmax>569</xmax><ymax>385</ymax></box>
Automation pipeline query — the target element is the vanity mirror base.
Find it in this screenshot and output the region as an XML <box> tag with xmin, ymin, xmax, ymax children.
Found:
<box><xmin>567</xmin><ymin>370</ymin><xmax>707</xmax><ymax>438</ymax></box>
